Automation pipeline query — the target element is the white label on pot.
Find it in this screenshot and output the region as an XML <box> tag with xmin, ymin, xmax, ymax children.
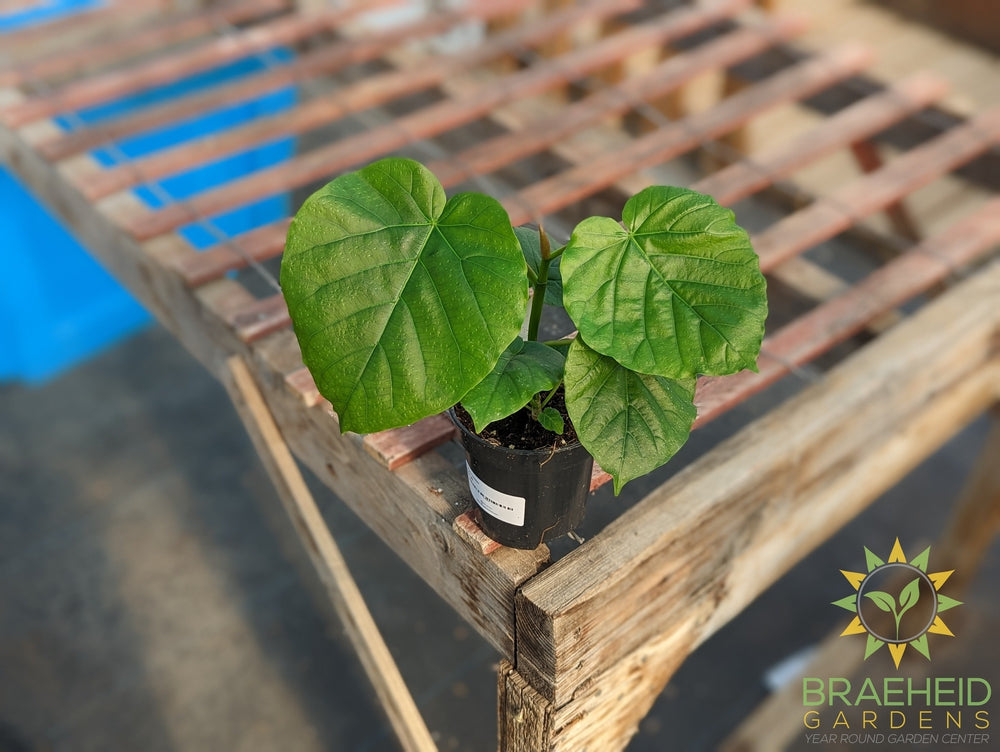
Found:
<box><xmin>466</xmin><ymin>462</ymin><xmax>525</xmax><ymax>527</ymax></box>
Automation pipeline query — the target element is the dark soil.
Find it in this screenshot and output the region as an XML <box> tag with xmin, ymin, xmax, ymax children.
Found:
<box><xmin>455</xmin><ymin>387</ymin><xmax>579</xmax><ymax>451</ymax></box>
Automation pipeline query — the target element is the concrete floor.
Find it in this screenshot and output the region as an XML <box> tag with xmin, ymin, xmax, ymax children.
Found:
<box><xmin>2</xmin><ymin>317</ymin><xmax>997</xmax><ymax>752</ymax></box>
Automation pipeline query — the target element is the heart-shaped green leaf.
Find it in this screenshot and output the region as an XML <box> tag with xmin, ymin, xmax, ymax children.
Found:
<box><xmin>514</xmin><ymin>226</ymin><xmax>563</xmax><ymax>306</ymax></box>
<box><xmin>281</xmin><ymin>157</ymin><xmax>528</xmax><ymax>433</ymax></box>
<box><xmin>561</xmin><ymin>186</ymin><xmax>767</xmax><ymax>378</ymax></box>
<box><xmin>538</xmin><ymin>406</ymin><xmax>565</xmax><ymax>434</ymax></box>
<box><xmin>564</xmin><ymin>337</ymin><xmax>696</xmax><ymax>494</ymax></box>
<box><xmin>461</xmin><ymin>337</ymin><xmax>565</xmax><ymax>432</ymax></box>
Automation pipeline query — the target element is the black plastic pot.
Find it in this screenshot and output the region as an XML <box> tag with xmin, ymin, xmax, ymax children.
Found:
<box><xmin>450</xmin><ymin>409</ymin><xmax>594</xmax><ymax>550</ymax></box>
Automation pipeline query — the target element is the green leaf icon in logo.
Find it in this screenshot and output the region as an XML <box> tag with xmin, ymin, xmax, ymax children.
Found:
<box><xmin>835</xmin><ymin>539</ymin><xmax>961</xmax><ymax>669</ymax></box>
<box><xmin>863</xmin><ymin>577</ymin><xmax>922</xmax><ymax>641</ymax></box>
<box><xmin>897</xmin><ymin>577</ymin><xmax>921</xmax><ymax>617</ymax></box>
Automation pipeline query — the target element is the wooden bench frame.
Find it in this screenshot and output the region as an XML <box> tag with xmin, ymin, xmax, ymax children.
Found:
<box><xmin>2</xmin><ymin>1</ymin><xmax>999</xmax><ymax>749</ymax></box>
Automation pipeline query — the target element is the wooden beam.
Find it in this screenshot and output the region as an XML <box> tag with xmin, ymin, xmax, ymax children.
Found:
<box><xmin>427</xmin><ymin>15</ymin><xmax>807</xmax><ymax>188</ymax></box>
<box><xmin>224</xmin><ymin>355</ymin><xmax>438</xmax><ymax>752</ymax></box>
<box><xmin>0</xmin><ymin>0</ymin><xmax>175</xmax><ymax>67</ymax></box>
<box><xmin>515</xmin><ymin>260</ymin><xmax>1000</xmax><ymax>708</ymax></box>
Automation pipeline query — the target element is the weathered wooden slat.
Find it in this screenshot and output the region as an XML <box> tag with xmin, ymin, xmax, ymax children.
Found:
<box><xmin>224</xmin><ymin>354</ymin><xmax>438</xmax><ymax>752</ymax></box>
<box><xmin>691</xmin><ymin>71</ymin><xmax>950</xmax><ymax>205</ymax></box>
<box><xmin>82</xmin><ymin>0</ymin><xmax>646</xmax><ymax>202</ymax></box>
<box><xmin>515</xmin><ymin>259</ymin><xmax>1000</xmax><ymax>708</ymax></box>
<box><xmin>35</xmin><ymin>9</ymin><xmax>465</xmax><ymax>161</ymax></box>
<box><xmin>0</xmin><ymin>0</ymin><xmax>171</xmax><ymax>66</ymax></box>
<box><xmin>228</xmin><ymin>293</ymin><xmax>289</xmax><ymax>342</ymax></box>
<box><xmin>363</xmin><ymin>414</ymin><xmax>458</xmax><ymax>471</ymax></box>
<box><xmin>1</xmin><ymin>3</ymin><xmax>369</xmax><ymax>127</ymax></box>
<box><xmin>283</xmin><ymin>366</ymin><xmax>323</xmax><ymax>408</ymax></box>
<box><xmin>116</xmin><ymin>0</ymin><xmax>748</xmax><ymax>239</ymax></box>
<box><xmin>502</xmin><ymin>43</ymin><xmax>874</xmax><ymax>225</ymax></box>
<box><xmin>428</xmin><ymin>14</ymin><xmax>806</xmax><ymax>188</ymax></box>
<box><xmin>0</xmin><ymin>0</ymin><xmax>289</xmax><ymax>89</ymax></box>
<box><xmin>751</xmin><ymin>108</ymin><xmax>1000</xmax><ymax>270</ymax></box>
<box><xmin>173</xmin><ymin>218</ymin><xmax>290</xmax><ymax>286</ymax></box>
<box><xmin>849</xmin><ymin>138</ymin><xmax>922</xmax><ymax>242</ymax></box>
<box><xmin>695</xmin><ymin>197</ymin><xmax>1000</xmax><ymax>426</ymax></box>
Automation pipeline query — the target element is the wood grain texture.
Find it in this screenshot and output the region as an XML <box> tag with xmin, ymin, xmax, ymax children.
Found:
<box><xmin>364</xmin><ymin>414</ymin><xmax>458</xmax><ymax>471</ymax></box>
<box><xmin>498</xmin><ymin>661</ymin><xmax>554</xmax><ymax>752</ymax></box>
<box><xmin>937</xmin><ymin>406</ymin><xmax>1000</xmax><ymax>590</ymax></box>
<box><xmin>515</xmin><ymin>261</ymin><xmax>1000</xmax><ymax>706</ymax></box>
<box><xmin>224</xmin><ymin>356</ymin><xmax>438</xmax><ymax>752</ymax></box>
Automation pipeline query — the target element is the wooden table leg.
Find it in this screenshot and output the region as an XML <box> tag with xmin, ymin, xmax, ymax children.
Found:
<box><xmin>224</xmin><ymin>356</ymin><xmax>438</xmax><ymax>752</ymax></box>
<box><xmin>498</xmin><ymin>661</ymin><xmax>554</xmax><ymax>752</ymax></box>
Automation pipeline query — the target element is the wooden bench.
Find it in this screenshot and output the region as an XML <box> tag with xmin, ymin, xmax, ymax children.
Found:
<box><xmin>2</xmin><ymin>1</ymin><xmax>998</xmax><ymax>749</ymax></box>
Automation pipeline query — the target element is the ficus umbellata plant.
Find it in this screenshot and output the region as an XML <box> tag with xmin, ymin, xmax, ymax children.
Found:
<box><xmin>280</xmin><ymin>157</ymin><xmax>767</xmax><ymax>492</ymax></box>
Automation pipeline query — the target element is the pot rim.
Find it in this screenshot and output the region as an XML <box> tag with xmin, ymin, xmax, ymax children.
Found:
<box><xmin>447</xmin><ymin>406</ymin><xmax>585</xmax><ymax>458</ymax></box>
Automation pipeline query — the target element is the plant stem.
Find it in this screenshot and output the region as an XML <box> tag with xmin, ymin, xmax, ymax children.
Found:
<box><xmin>541</xmin><ymin>338</ymin><xmax>574</xmax><ymax>348</ymax></box>
<box><xmin>539</xmin><ymin>379</ymin><xmax>562</xmax><ymax>410</ymax></box>
<box><xmin>526</xmin><ymin>226</ymin><xmax>552</xmax><ymax>342</ymax></box>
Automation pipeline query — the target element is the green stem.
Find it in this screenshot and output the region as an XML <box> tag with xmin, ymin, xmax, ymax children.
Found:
<box><xmin>526</xmin><ymin>226</ymin><xmax>552</xmax><ymax>342</ymax></box>
<box><xmin>539</xmin><ymin>379</ymin><xmax>563</xmax><ymax>410</ymax></box>
<box><xmin>541</xmin><ymin>338</ymin><xmax>574</xmax><ymax>348</ymax></box>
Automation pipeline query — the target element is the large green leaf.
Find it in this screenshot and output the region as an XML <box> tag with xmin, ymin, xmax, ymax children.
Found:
<box><xmin>514</xmin><ymin>226</ymin><xmax>563</xmax><ymax>306</ymax></box>
<box><xmin>561</xmin><ymin>186</ymin><xmax>767</xmax><ymax>378</ymax></box>
<box><xmin>461</xmin><ymin>337</ymin><xmax>565</xmax><ymax>432</ymax></box>
<box><xmin>564</xmin><ymin>338</ymin><xmax>696</xmax><ymax>494</ymax></box>
<box><xmin>281</xmin><ymin>158</ymin><xmax>528</xmax><ymax>433</ymax></box>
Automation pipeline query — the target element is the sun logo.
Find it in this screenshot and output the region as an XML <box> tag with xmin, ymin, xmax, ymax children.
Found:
<box><xmin>833</xmin><ymin>538</ymin><xmax>962</xmax><ymax>669</ymax></box>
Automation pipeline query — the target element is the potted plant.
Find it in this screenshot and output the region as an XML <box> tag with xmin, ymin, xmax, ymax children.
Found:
<box><xmin>280</xmin><ymin>157</ymin><xmax>767</xmax><ymax>549</ymax></box>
